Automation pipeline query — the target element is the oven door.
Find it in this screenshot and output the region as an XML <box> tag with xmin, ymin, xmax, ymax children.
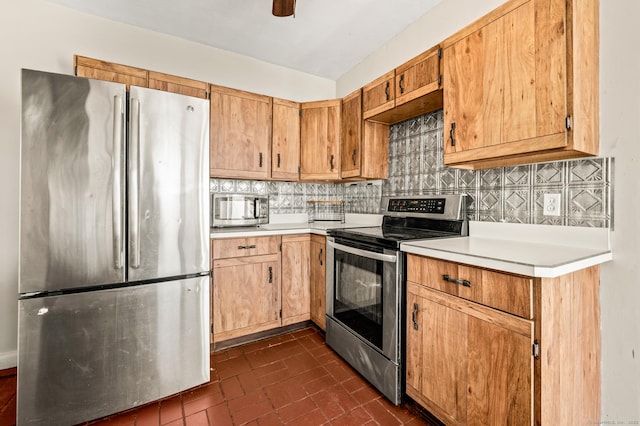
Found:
<box><xmin>326</xmin><ymin>237</ymin><xmax>400</xmax><ymax>362</ymax></box>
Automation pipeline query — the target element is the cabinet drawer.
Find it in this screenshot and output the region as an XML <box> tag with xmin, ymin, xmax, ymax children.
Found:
<box><xmin>212</xmin><ymin>235</ymin><xmax>281</xmax><ymax>259</ymax></box>
<box><xmin>407</xmin><ymin>254</ymin><xmax>533</xmax><ymax>319</ymax></box>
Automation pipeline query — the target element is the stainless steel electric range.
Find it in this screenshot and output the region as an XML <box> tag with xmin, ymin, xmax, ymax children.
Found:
<box><xmin>325</xmin><ymin>194</ymin><xmax>468</xmax><ymax>405</ymax></box>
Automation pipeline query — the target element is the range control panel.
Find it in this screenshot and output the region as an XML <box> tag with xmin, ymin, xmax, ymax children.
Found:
<box><xmin>387</xmin><ymin>198</ymin><xmax>446</xmax><ymax>214</ymax></box>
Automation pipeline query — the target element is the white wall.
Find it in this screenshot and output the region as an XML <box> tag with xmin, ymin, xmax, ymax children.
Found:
<box><xmin>0</xmin><ymin>0</ymin><xmax>334</xmax><ymax>369</ymax></box>
<box><xmin>337</xmin><ymin>0</ymin><xmax>640</xmax><ymax>420</ymax></box>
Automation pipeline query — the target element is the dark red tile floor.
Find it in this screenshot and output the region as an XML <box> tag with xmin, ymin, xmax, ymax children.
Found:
<box><xmin>0</xmin><ymin>327</ymin><xmax>440</xmax><ymax>425</ymax></box>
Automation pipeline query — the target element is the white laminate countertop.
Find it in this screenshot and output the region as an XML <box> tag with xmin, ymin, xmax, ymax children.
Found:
<box><xmin>401</xmin><ymin>221</ymin><xmax>613</xmax><ymax>278</ymax></box>
<box><xmin>210</xmin><ymin>213</ymin><xmax>382</xmax><ymax>238</ymax></box>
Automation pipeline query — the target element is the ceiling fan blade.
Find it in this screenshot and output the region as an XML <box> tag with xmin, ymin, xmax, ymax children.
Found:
<box><xmin>272</xmin><ymin>0</ymin><xmax>296</xmax><ymax>17</ymax></box>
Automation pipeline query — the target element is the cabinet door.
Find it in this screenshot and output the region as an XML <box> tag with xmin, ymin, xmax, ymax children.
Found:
<box><xmin>74</xmin><ymin>55</ymin><xmax>148</xmax><ymax>89</ymax></box>
<box><xmin>309</xmin><ymin>236</ymin><xmax>326</xmax><ymax>330</ymax></box>
<box><xmin>407</xmin><ymin>283</ymin><xmax>533</xmax><ymax>425</ymax></box>
<box><xmin>148</xmin><ymin>71</ymin><xmax>209</xmax><ymax>99</ymax></box>
<box><xmin>395</xmin><ymin>46</ymin><xmax>441</xmax><ymax>107</ymax></box>
<box><xmin>340</xmin><ymin>89</ymin><xmax>362</xmax><ymax>179</ymax></box>
<box><xmin>362</xmin><ymin>70</ymin><xmax>395</xmax><ymax>120</ymax></box>
<box><xmin>210</xmin><ymin>85</ymin><xmax>272</xmax><ymax>179</ymax></box>
<box><xmin>281</xmin><ymin>235</ymin><xmax>311</xmax><ymax>326</ymax></box>
<box><xmin>406</xmin><ymin>284</ymin><xmax>468</xmax><ymax>425</ymax></box>
<box><xmin>443</xmin><ymin>0</ymin><xmax>568</xmax><ymax>165</ymax></box>
<box><xmin>467</xmin><ymin>316</ymin><xmax>533</xmax><ymax>425</ymax></box>
<box><xmin>212</xmin><ymin>255</ymin><xmax>281</xmax><ymax>342</ymax></box>
<box><xmin>300</xmin><ymin>100</ymin><xmax>341</xmax><ymax>180</ymax></box>
<box><xmin>271</xmin><ymin>98</ymin><xmax>301</xmax><ymax>181</ymax></box>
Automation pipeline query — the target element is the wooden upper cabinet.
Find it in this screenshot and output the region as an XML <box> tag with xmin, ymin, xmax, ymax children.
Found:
<box><xmin>210</xmin><ymin>84</ymin><xmax>272</xmax><ymax>179</ymax></box>
<box><xmin>74</xmin><ymin>55</ymin><xmax>148</xmax><ymax>89</ymax></box>
<box><xmin>395</xmin><ymin>46</ymin><xmax>441</xmax><ymax>106</ymax></box>
<box><xmin>74</xmin><ymin>55</ymin><xmax>209</xmax><ymax>99</ymax></box>
<box><xmin>362</xmin><ymin>46</ymin><xmax>443</xmax><ymax>125</ymax></box>
<box><xmin>271</xmin><ymin>98</ymin><xmax>301</xmax><ymax>181</ymax></box>
<box><xmin>442</xmin><ymin>0</ymin><xmax>599</xmax><ymax>169</ymax></box>
<box><xmin>300</xmin><ymin>99</ymin><xmax>341</xmax><ymax>181</ymax></box>
<box><xmin>362</xmin><ymin>70</ymin><xmax>395</xmax><ymax>120</ymax></box>
<box><xmin>148</xmin><ymin>71</ymin><xmax>209</xmax><ymax>99</ymax></box>
<box><xmin>340</xmin><ymin>89</ymin><xmax>363</xmax><ymax>179</ymax></box>
<box><xmin>341</xmin><ymin>89</ymin><xmax>389</xmax><ymax>180</ymax></box>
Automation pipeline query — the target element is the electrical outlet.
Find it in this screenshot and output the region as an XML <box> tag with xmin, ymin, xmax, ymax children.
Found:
<box><xmin>543</xmin><ymin>193</ymin><xmax>561</xmax><ymax>216</ymax></box>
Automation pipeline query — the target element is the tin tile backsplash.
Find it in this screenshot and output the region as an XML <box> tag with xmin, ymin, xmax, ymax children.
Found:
<box><xmin>210</xmin><ymin>110</ymin><xmax>613</xmax><ymax>228</ymax></box>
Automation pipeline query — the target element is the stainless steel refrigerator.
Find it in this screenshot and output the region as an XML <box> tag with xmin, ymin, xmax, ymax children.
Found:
<box><xmin>18</xmin><ymin>69</ymin><xmax>211</xmax><ymax>425</ymax></box>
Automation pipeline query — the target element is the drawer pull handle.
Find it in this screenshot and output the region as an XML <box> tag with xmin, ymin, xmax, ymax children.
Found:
<box><xmin>237</xmin><ymin>244</ymin><xmax>257</xmax><ymax>250</ymax></box>
<box><xmin>330</xmin><ymin>154</ymin><xmax>335</xmax><ymax>171</ymax></box>
<box><xmin>319</xmin><ymin>248</ymin><xmax>323</xmax><ymax>266</ymax></box>
<box><xmin>259</xmin><ymin>152</ymin><xmax>264</xmax><ymax>168</ymax></box>
<box><xmin>399</xmin><ymin>74</ymin><xmax>405</xmax><ymax>94</ymax></box>
<box><xmin>384</xmin><ymin>81</ymin><xmax>390</xmax><ymax>101</ymax></box>
<box><xmin>412</xmin><ymin>303</ymin><xmax>419</xmax><ymax>330</ymax></box>
<box><xmin>442</xmin><ymin>274</ymin><xmax>471</xmax><ymax>287</ymax></box>
<box><xmin>277</xmin><ymin>153</ymin><xmax>281</xmax><ymax>168</ymax></box>
<box><xmin>268</xmin><ymin>266</ymin><xmax>273</xmax><ymax>283</ymax></box>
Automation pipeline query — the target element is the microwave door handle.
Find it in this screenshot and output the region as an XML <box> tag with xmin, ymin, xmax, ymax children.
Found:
<box><xmin>254</xmin><ymin>198</ymin><xmax>260</xmax><ymax>219</ymax></box>
<box><xmin>327</xmin><ymin>240</ymin><xmax>397</xmax><ymax>263</ymax></box>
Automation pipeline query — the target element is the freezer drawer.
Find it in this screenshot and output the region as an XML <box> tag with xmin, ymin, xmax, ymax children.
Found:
<box><xmin>17</xmin><ymin>276</ymin><xmax>210</xmax><ymax>425</ymax></box>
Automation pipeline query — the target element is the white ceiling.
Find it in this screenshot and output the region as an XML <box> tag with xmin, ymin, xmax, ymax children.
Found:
<box><xmin>47</xmin><ymin>0</ymin><xmax>444</xmax><ymax>80</ymax></box>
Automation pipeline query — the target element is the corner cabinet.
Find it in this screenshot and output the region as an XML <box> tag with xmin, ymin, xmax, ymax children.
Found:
<box><xmin>406</xmin><ymin>254</ymin><xmax>601</xmax><ymax>425</ymax></box>
<box><xmin>341</xmin><ymin>89</ymin><xmax>390</xmax><ymax>180</ymax></box>
<box><xmin>300</xmin><ymin>100</ymin><xmax>341</xmax><ymax>181</ymax></box>
<box><xmin>442</xmin><ymin>0</ymin><xmax>599</xmax><ymax>169</ymax></box>
<box><xmin>210</xmin><ymin>84</ymin><xmax>272</xmax><ymax>179</ymax></box>
<box><xmin>309</xmin><ymin>235</ymin><xmax>326</xmax><ymax>330</ymax></box>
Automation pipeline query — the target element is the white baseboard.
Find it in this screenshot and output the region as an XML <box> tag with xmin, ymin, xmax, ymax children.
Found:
<box><xmin>0</xmin><ymin>350</ymin><xmax>17</xmax><ymax>370</ymax></box>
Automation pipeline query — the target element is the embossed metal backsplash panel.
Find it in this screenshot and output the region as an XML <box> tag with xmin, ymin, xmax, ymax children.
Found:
<box><xmin>210</xmin><ymin>110</ymin><xmax>613</xmax><ymax>227</ymax></box>
<box><xmin>383</xmin><ymin>110</ymin><xmax>614</xmax><ymax>228</ymax></box>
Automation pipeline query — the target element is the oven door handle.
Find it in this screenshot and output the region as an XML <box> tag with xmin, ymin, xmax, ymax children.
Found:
<box><xmin>327</xmin><ymin>240</ymin><xmax>397</xmax><ymax>263</ymax></box>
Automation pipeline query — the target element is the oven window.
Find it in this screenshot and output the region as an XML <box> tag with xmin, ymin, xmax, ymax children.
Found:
<box><xmin>334</xmin><ymin>250</ymin><xmax>383</xmax><ymax>349</ymax></box>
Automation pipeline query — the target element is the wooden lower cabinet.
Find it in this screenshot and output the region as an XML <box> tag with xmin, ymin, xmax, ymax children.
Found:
<box><xmin>309</xmin><ymin>235</ymin><xmax>326</xmax><ymax>330</ymax></box>
<box><xmin>406</xmin><ymin>254</ymin><xmax>601</xmax><ymax>425</ymax></box>
<box><xmin>212</xmin><ymin>236</ymin><xmax>281</xmax><ymax>343</ymax></box>
<box><xmin>281</xmin><ymin>234</ymin><xmax>311</xmax><ymax>326</ymax></box>
<box><xmin>407</xmin><ymin>283</ymin><xmax>532</xmax><ymax>425</ymax></box>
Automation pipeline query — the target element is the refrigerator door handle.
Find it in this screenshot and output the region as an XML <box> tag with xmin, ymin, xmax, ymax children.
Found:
<box><xmin>113</xmin><ymin>95</ymin><xmax>125</xmax><ymax>269</ymax></box>
<box><xmin>130</xmin><ymin>97</ymin><xmax>141</xmax><ymax>269</ymax></box>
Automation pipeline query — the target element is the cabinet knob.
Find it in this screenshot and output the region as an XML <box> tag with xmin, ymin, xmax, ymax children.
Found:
<box><xmin>277</xmin><ymin>153</ymin><xmax>281</xmax><ymax>168</ymax></box>
<box><xmin>412</xmin><ymin>303</ymin><xmax>419</xmax><ymax>330</ymax></box>
<box><xmin>319</xmin><ymin>248</ymin><xmax>323</xmax><ymax>266</ymax></box>
<box><xmin>259</xmin><ymin>152</ymin><xmax>264</xmax><ymax>167</ymax></box>
<box><xmin>352</xmin><ymin>149</ymin><xmax>357</xmax><ymax>166</ymax></box>
<box><xmin>330</xmin><ymin>154</ymin><xmax>335</xmax><ymax>171</ymax></box>
<box><xmin>385</xmin><ymin>81</ymin><xmax>390</xmax><ymax>101</ymax></box>
<box><xmin>268</xmin><ymin>266</ymin><xmax>273</xmax><ymax>283</ymax></box>
<box><xmin>399</xmin><ymin>74</ymin><xmax>405</xmax><ymax>94</ymax></box>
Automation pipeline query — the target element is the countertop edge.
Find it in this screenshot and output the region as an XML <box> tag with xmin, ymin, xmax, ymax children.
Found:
<box><xmin>401</xmin><ymin>244</ymin><xmax>613</xmax><ymax>278</ymax></box>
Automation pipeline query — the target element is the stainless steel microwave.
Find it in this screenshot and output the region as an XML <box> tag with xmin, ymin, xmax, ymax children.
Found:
<box><xmin>211</xmin><ymin>193</ymin><xmax>269</xmax><ymax>227</ymax></box>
